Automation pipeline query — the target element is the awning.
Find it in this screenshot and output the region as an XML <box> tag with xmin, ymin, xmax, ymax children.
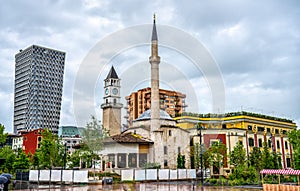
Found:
<box><xmin>260</xmin><ymin>169</ymin><xmax>300</xmax><ymax>175</ymax></box>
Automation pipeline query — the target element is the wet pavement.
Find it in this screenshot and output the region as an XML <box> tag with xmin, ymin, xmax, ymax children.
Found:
<box><xmin>13</xmin><ymin>181</ymin><xmax>263</xmax><ymax>191</ymax></box>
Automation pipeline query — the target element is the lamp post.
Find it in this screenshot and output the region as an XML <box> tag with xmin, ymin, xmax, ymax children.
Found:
<box><xmin>63</xmin><ymin>142</ymin><xmax>67</xmax><ymax>170</ymax></box>
<box><xmin>196</xmin><ymin>124</ymin><xmax>204</xmax><ymax>185</ymax></box>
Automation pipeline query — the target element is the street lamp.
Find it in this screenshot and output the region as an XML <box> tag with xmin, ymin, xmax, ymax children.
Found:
<box><xmin>63</xmin><ymin>142</ymin><xmax>67</xmax><ymax>170</ymax></box>
<box><xmin>196</xmin><ymin>124</ymin><xmax>204</xmax><ymax>185</ymax></box>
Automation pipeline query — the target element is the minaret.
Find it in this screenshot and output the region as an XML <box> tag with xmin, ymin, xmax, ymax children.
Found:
<box><xmin>149</xmin><ymin>14</ymin><xmax>161</xmax><ymax>132</ymax></box>
<box><xmin>101</xmin><ymin>66</ymin><xmax>123</xmax><ymax>136</ymax></box>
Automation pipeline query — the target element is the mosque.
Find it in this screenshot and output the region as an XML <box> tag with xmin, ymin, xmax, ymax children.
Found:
<box><xmin>100</xmin><ymin>16</ymin><xmax>190</xmax><ymax>169</ymax></box>
<box><xmin>99</xmin><ymin>16</ymin><xmax>296</xmax><ymax>175</ymax></box>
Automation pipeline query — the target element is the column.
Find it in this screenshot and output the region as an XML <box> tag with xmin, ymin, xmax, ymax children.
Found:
<box><xmin>114</xmin><ymin>154</ymin><xmax>118</xmax><ymax>168</ymax></box>
<box><xmin>126</xmin><ymin>153</ymin><xmax>129</xmax><ymax>168</ymax></box>
<box><xmin>280</xmin><ymin>137</ymin><xmax>286</xmax><ymax>168</ymax></box>
<box><xmin>254</xmin><ymin>133</ymin><xmax>258</xmax><ymax>147</ymax></box>
<box><xmin>137</xmin><ymin>153</ymin><xmax>140</xmax><ymax>168</ymax></box>
<box><xmin>245</xmin><ymin>131</ymin><xmax>249</xmax><ymax>157</ymax></box>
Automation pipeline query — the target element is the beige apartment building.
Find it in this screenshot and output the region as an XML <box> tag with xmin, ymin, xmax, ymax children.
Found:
<box><xmin>124</xmin><ymin>87</ymin><xmax>187</xmax><ymax>127</ymax></box>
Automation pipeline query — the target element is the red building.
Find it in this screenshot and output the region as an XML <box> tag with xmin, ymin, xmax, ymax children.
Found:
<box><xmin>22</xmin><ymin>128</ymin><xmax>43</xmax><ymax>155</ymax></box>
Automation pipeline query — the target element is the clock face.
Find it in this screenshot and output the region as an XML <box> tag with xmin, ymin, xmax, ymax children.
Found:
<box><xmin>105</xmin><ymin>88</ymin><xmax>109</xmax><ymax>95</ymax></box>
<box><xmin>112</xmin><ymin>88</ymin><xmax>118</xmax><ymax>95</ymax></box>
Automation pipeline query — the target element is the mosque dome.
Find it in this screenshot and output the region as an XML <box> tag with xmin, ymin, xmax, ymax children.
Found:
<box><xmin>134</xmin><ymin>109</ymin><xmax>174</xmax><ymax>121</ymax></box>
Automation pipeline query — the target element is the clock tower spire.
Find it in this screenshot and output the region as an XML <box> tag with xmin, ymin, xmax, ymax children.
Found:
<box><xmin>101</xmin><ymin>66</ymin><xmax>123</xmax><ymax>136</ymax></box>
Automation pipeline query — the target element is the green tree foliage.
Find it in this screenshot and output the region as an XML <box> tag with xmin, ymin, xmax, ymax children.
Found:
<box><xmin>68</xmin><ymin>150</ymin><xmax>81</xmax><ymax>168</ymax></box>
<box><xmin>229</xmin><ymin>164</ymin><xmax>258</xmax><ymax>183</ymax></box>
<box><xmin>177</xmin><ymin>154</ymin><xmax>186</xmax><ymax>169</ymax></box>
<box><xmin>193</xmin><ymin>143</ymin><xmax>200</xmax><ymax>169</ymax></box>
<box><xmin>230</xmin><ymin>142</ymin><xmax>246</xmax><ymax>168</ymax></box>
<box><xmin>210</xmin><ymin>142</ymin><xmax>227</xmax><ymax>171</ymax></box>
<box><xmin>261</xmin><ymin>141</ymin><xmax>274</xmax><ymax>169</ymax></box>
<box><xmin>32</xmin><ymin>152</ymin><xmax>40</xmax><ymax>169</ymax></box>
<box><xmin>0</xmin><ymin>124</ymin><xmax>8</xmax><ymax>146</ymax></box>
<box><xmin>80</xmin><ymin>116</ymin><xmax>107</xmax><ymax>167</ymax></box>
<box><xmin>13</xmin><ymin>150</ymin><xmax>30</xmax><ymax>170</ymax></box>
<box><xmin>249</xmin><ymin>147</ymin><xmax>262</xmax><ymax>172</ymax></box>
<box><xmin>81</xmin><ymin>116</ymin><xmax>107</xmax><ymax>154</ymax></box>
<box><xmin>288</xmin><ymin>129</ymin><xmax>300</xmax><ymax>169</ymax></box>
<box><xmin>35</xmin><ymin>129</ymin><xmax>65</xmax><ymax>169</ymax></box>
<box><xmin>203</xmin><ymin>149</ymin><xmax>212</xmax><ymax>170</ymax></box>
<box><xmin>193</xmin><ymin>142</ymin><xmax>213</xmax><ymax>170</ymax></box>
<box><xmin>0</xmin><ymin>146</ymin><xmax>16</xmax><ymax>173</ymax></box>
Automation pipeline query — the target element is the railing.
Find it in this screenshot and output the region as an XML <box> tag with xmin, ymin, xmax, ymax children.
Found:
<box><xmin>121</xmin><ymin>169</ymin><xmax>196</xmax><ymax>182</ymax></box>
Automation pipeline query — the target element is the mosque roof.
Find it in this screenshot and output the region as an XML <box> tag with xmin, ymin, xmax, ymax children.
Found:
<box><xmin>134</xmin><ymin>109</ymin><xmax>174</xmax><ymax>121</ymax></box>
<box><xmin>108</xmin><ymin>132</ymin><xmax>153</xmax><ymax>144</ymax></box>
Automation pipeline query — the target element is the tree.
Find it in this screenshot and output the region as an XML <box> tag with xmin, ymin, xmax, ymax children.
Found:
<box><xmin>0</xmin><ymin>146</ymin><xmax>16</xmax><ymax>173</ymax></box>
<box><xmin>249</xmin><ymin>147</ymin><xmax>262</xmax><ymax>172</ymax></box>
<box><xmin>80</xmin><ymin>116</ymin><xmax>107</xmax><ymax>168</ymax></box>
<box><xmin>32</xmin><ymin>152</ymin><xmax>40</xmax><ymax>169</ymax></box>
<box><xmin>13</xmin><ymin>150</ymin><xmax>30</xmax><ymax>170</ymax></box>
<box><xmin>261</xmin><ymin>141</ymin><xmax>273</xmax><ymax>169</ymax></box>
<box><xmin>203</xmin><ymin>149</ymin><xmax>212</xmax><ymax>170</ymax></box>
<box><xmin>81</xmin><ymin>116</ymin><xmax>108</xmax><ymax>153</ymax></box>
<box><xmin>177</xmin><ymin>154</ymin><xmax>186</xmax><ymax>169</ymax></box>
<box><xmin>0</xmin><ymin>124</ymin><xmax>8</xmax><ymax>146</ymax></box>
<box><xmin>193</xmin><ymin>143</ymin><xmax>200</xmax><ymax>169</ymax></box>
<box><xmin>68</xmin><ymin>150</ymin><xmax>81</xmax><ymax>168</ymax></box>
<box><xmin>288</xmin><ymin>129</ymin><xmax>300</xmax><ymax>169</ymax></box>
<box><xmin>230</xmin><ymin>142</ymin><xmax>246</xmax><ymax>168</ymax></box>
<box><xmin>35</xmin><ymin>129</ymin><xmax>65</xmax><ymax>169</ymax></box>
<box><xmin>210</xmin><ymin>142</ymin><xmax>227</xmax><ymax>174</ymax></box>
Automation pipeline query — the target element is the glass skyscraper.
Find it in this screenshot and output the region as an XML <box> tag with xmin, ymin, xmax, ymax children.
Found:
<box><xmin>14</xmin><ymin>45</ymin><xmax>65</xmax><ymax>134</ymax></box>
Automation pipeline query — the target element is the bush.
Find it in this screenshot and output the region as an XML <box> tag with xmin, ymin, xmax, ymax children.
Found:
<box><xmin>217</xmin><ymin>176</ymin><xmax>228</xmax><ymax>186</ymax></box>
<box><xmin>209</xmin><ymin>178</ymin><xmax>218</xmax><ymax>185</ymax></box>
<box><xmin>228</xmin><ymin>179</ymin><xmax>242</xmax><ymax>186</ymax></box>
<box><xmin>143</xmin><ymin>162</ymin><xmax>161</xmax><ymax>169</ymax></box>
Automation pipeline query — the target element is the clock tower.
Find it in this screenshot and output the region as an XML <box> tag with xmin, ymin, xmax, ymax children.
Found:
<box><xmin>101</xmin><ymin>66</ymin><xmax>123</xmax><ymax>136</ymax></box>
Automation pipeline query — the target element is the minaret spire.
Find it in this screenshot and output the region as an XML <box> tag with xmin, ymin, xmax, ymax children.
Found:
<box><xmin>149</xmin><ymin>14</ymin><xmax>160</xmax><ymax>132</ymax></box>
<box><xmin>151</xmin><ymin>14</ymin><xmax>158</xmax><ymax>41</ymax></box>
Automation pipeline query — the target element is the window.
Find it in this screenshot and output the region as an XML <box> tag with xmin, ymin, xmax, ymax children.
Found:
<box><xmin>113</xmin><ymin>99</ymin><xmax>116</xmax><ymax>104</ymax></box>
<box><xmin>268</xmin><ymin>140</ymin><xmax>272</xmax><ymax>148</ymax></box>
<box><xmin>211</xmin><ymin>141</ymin><xmax>219</xmax><ymax>146</ymax></box>
<box><xmin>164</xmin><ymin>146</ymin><xmax>167</xmax><ymax>155</ymax></box>
<box><xmin>277</xmin><ymin>140</ymin><xmax>280</xmax><ymax>149</ymax></box>
<box><xmin>286</xmin><ymin>158</ymin><xmax>291</xmax><ymax>167</ymax></box>
<box><xmin>248</xmin><ymin>138</ymin><xmax>254</xmax><ymax>147</ymax></box>
<box><xmin>258</xmin><ymin>139</ymin><xmax>263</xmax><ymax>147</ymax></box>
<box><xmin>258</xmin><ymin>127</ymin><xmax>264</xmax><ymax>132</ymax></box>
<box><xmin>139</xmin><ymin>154</ymin><xmax>147</xmax><ymax>167</ymax></box>
<box><xmin>248</xmin><ymin>125</ymin><xmax>252</xmax><ymax>131</ymax></box>
<box><xmin>267</xmin><ymin>128</ymin><xmax>270</xmax><ymax>133</ymax></box>
<box><xmin>164</xmin><ymin>160</ymin><xmax>168</xmax><ymax>167</ymax></box>
<box><xmin>128</xmin><ymin>153</ymin><xmax>137</xmax><ymax>168</ymax></box>
<box><xmin>169</xmin><ymin>130</ymin><xmax>172</xmax><ymax>136</ymax></box>
<box><xmin>285</xmin><ymin>141</ymin><xmax>288</xmax><ymax>149</ymax></box>
<box><xmin>275</xmin><ymin>129</ymin><xmax>279</xmax><ymax>134</ymax></box>
<box><xmin>222</xmin><ymin>124</ymin><xmax>226</xmax><ymax>129</ymax></box>
<box><xmin>178</xmin><ymin>147</ymin><xmax>181</xmax><ymax>154</ymax></box>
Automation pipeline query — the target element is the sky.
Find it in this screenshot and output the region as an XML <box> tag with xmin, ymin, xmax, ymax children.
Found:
<box><xmin>1</xmin><ymin>0</ymin><xmax>300</xmax><ymax>133</ymax></box>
